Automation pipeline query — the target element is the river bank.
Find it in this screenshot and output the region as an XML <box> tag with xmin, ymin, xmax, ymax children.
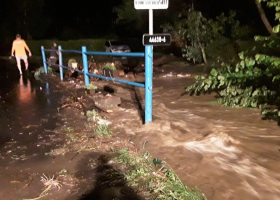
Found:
<box><xmin>1</xmin><ymin>56</ymin><xmax>280</xmax><ymax>199</ymax></box>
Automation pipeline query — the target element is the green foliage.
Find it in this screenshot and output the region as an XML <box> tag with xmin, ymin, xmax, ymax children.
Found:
<box><xmin>210</xmin><ymin>11</ymin><xmax>252</xmax><ymax>40</ymax></box>
<box><xmin>103</xmin><ymin>63</ymin><xmax>117</xmax><ymax>70</ymax></box>
<box><xmin>86</xmin><ymin>110</ymin><xmax>101</xmax><ymax>122</ymax></box>
<box><xmin>162</xmin><ymin>8</ymin><xmax>210</xmax><ymax>63</ymax></box>
<box><xmin>34</xmin><ymin>66</ymin><xmax>53</xmax><ymax>78</ymax></box>
<box><xmin>187</xmin><ymin>51</ymin><xmax>280</xmax><ymax>108</ymax></box>
<box><xmin>162</xmin><ymin>8</ymin><xmax>252</xmax><ymax>64</ymax></box>
<box><xmin>187</xmin><ymin>0</ymin><xmax>280</xmax><ymax>122</ymax></box>
<box><xmin>85</xmin><ymin>84</ymin><xmax>98</xmax><ymax>90</ymax></box>
<box><xmin>113</xmin><ymin>149</ymin><xmax>207</xmax><ymax>200</ymax></box>
<box><xmin>86</xmin><ymin>110</ymin><xmax>112</xmax><ymax>137</ymax></box>
<box><xmin>95</xmin><ymin>124</ymin><xmax>112</xmax><ymax>137</ymax></box>
<box><xmin>205</xmin><ymin>37</ymin><xmax>238</xmax><ymax>64</ymax></box>
<box><xmin>27</xmin><ymin>39</ymin><xmax>107</xmax><ymax>56</ymax></box>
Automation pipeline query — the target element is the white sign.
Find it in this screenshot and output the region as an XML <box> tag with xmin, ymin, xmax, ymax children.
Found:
<box><xmin>142</xmin><ymin>34</ymin><xmax>171</xmax><ymax>46</ymax></box>
<box><xmin>134</xmin><ymin>0</ymin><xmax>169</xmax><ymax>9</ymax></box>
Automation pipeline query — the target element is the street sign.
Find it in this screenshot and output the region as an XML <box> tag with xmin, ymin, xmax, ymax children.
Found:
<box><xmin>134</xmin><ymin>0</ymin><xmax>169</xmax><ymax>10</ymax></box>
<box><xmin>142</xmin><ymin>34</ymin><xmax>171</xmax><ymax>46</ymax></box>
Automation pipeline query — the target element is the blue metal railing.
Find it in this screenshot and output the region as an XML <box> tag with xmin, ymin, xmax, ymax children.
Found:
<box><xmin>41</xmin><ymin>45</ymin><xmax>153</xmax><ymax>123</ymax></box>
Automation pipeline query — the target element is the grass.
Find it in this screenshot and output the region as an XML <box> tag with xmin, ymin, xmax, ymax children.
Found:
<box><xmin>27</xmin><ymin>38</ymin><xmax>107</xmax><ymax>56</ymax></box>
<box><xmin>94</xmin><ymin>124</ymin><xmax>112</xmax><ymax>137</ymax></box>
<box><xmin>113</xmin><ymin>148</ymin><xmax>207</xmax><ymax>200</ymax></box>
<box><xmin>86</xmin><ymin>110</ymin><xmax>112</xmax><ymax>137</ymax></box>
<box><xmin>49</xmin><ymin>93</ymin><xmax>207</xmax><ymax>199</ymax></box>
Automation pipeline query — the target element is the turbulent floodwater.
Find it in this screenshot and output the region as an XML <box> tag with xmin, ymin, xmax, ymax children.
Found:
<box><xmin>108</xmin><ymin>77</ymin><xmax>280</xmax><ymax>200</ymax></box>
<box><xmin>1</xmin><ymin>57</ymin><xmax>280</xmax><ymax>200</ymax></box>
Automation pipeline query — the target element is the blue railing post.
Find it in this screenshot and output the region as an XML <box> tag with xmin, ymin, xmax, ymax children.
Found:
<box><xmin>58</xmin><ymin>45</ymin><xmax>63</xmax><ymax>81</ymax></box>
<box><xmin>145</xmin><ymin>46</ymin><xmax>153</xmax><ymax>123</ymax></box>
<box><xmin>82</xmin><ymin>46</ymin><xmax>90</xmax><ymax>86</ymax></box>
<box><xmin>41</xmin><ymin>46</ymin><xmax>48</xmax><ymax>73</ymax></box>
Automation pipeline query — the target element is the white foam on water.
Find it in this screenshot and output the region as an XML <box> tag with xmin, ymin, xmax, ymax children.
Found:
<box><xmin>255</xmin><ymin>135</ymin><xmax>280</xmax><ymax>138</ymax></box>
<box><xmin>184</xmin><ymin>132</ymin><xmax>240</xmax><ymax>158</ymax></box>
<box><xmin>184</xmin><ymin>131</ymin><xmax>280</xmax><ymax>199</ymax></box>
<box><xmin>117</xmin><ymin>102</ymin><xmax>280</xmax><ymax>199</ymax></box>
<box><xmin>215</xmin><ymin>156</ymin><xmax>280</xmax><ymax>199</ymax></box>
<box><xmin>241</xmin><ymin>180</ymin><xmax>261</xmax><ymax>198</ymax></box>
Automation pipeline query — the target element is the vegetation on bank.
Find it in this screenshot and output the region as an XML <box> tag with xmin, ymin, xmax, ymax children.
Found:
<box><xmin>161</xmin><ymin>7</ymin><xmax>254</xmax><ymax>65</ymax></box>
<box><xmin>47</xmin><ymin>88</ymin><xmax>207</xmax><ymax>200</ymax></box>
<box><xmin>185</xmin><ymin>0</ymin><xmax>280</xmax><ymax>124</ymax></box>
<box><xmin>26</xmin><ymin>39</ymin><xmax>107</xmax><ymax>56</ymax></box>
<box><xmin>114</xmin><ymin>148</ymin><xmax>206</xmax><ymax>200</ymax></box>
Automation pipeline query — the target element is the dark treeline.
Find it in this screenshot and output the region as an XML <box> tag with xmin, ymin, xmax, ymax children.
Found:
<box><xmin>0</xmin><ymin>0</ymin><xmax>274</xmax><ymax>43</ymax></box>
<box><xmin>0</xmin><ymin>0</ymin><xmax>122</xmax><ymax>42</ymax></box>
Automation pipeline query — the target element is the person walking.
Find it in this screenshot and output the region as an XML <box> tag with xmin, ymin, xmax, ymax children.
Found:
<box><xmin>11</xmin><ymin>34</ymin><xmax>32</xmax><ymax>75</ymax></box>
<box><xmin>49</xmin><ymin>42</ymin><xmax>58</xmax><ymax>65</ymax></box>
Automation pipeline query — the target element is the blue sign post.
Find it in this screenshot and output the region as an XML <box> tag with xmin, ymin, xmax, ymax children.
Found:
<box><xmin>135</xmin><ymin>0</ymin><xmax>169</xmax><ymax>123</ymax></box>
<box><xmin>82</xmin><ymin>46</ymin><xmax>90</xmax><ymax>86</ymax></box>
<box><xmin>145</xmin><ymin>45</ymin><xmax>153</xmax><ymax>123</ymax></box>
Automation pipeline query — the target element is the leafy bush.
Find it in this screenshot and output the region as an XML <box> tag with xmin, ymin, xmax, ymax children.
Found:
<box><xmin>162</xmin><ymin>8</ymin><xmax>252</xmax><ymax>64</ymax></box>
<box><xmin>186</xmin><ymin>0</ymin><xmax>280</xmax><ymax>122</ymax></box>
<box><xmin>34</xmin><ymin>66</ymin><xmax>53</xmax><ymax>78</ymax></box>
<box><xmin>102</xmin><ymin>62</ymin><xmax>117</xmax><ymax>70</ymax></box>
<box><xmin>187</xmin><ymin>51</ymin><xmax>280</xmax><ymax>107</ymax></box>
<box><xmin>205</xmin><ymin>37</ymin><xmax>238</xmax><ymax>65</ymax></box>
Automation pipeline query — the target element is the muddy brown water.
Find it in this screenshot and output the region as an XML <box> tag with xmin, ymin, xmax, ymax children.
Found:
<box><xmin>108</xmin><ymin>76</ymin><xmax>280</xmax><ymax>200</ymax></box>
<box><xmin>0</xmin><ymin>58</ymin><xmax>280</xmax><ymax>200</ymax></box>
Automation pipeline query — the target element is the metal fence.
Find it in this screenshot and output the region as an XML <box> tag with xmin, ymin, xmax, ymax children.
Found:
<box><xmin>41</xmin><ymin>45</ymin><xmax>153</xmax><ymax>123</ymax></box>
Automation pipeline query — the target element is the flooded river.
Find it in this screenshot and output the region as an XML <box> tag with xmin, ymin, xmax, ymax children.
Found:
<box><xmin>0</xmin><ymin>58</ymin><xmax>280</xmax><ymax>200</ymax></box>
<box><xmin>107</xmin><ymin>74</ymin><xmax>280</xmax><ymax>200</ymax></box>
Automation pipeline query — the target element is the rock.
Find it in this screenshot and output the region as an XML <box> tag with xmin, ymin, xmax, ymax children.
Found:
<box><xmin>90</xmin><ymin>93</ymin><xmax>121</xmax><ymax>110</ymax></box>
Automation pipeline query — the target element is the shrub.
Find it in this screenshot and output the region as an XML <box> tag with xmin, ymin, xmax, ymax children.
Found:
<box><xmin>84</xmin><ymin>84</ymin><xmax>98</xmax><ymax>90</ymax></box>
<box><xmin>102</xmin><ymin>62</ymin><xmax>117</xmax><ymax>70</ymax></box>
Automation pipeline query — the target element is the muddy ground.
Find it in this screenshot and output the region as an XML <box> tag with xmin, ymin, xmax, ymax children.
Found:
<box><xmin>1</xmin><ymin>55</ymin><xmax>280</xmax><ymax>200</ymax></box>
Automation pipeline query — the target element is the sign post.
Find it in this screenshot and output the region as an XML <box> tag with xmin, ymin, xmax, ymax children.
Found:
<box><xmin>134</xmin><ymin>0</ymin><xmax>169</xmax><ymax>123</ymax></box>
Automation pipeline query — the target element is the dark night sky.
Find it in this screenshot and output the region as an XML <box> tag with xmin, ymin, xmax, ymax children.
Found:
<box><xmin>0</xmin><ymin>0</ymin><xmax>276</xmax><ymax>41</ymax></box>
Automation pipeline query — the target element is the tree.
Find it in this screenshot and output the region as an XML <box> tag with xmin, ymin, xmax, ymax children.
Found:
<box><xmin>162</xmin><ymin>8</ymin><xmax>211</xmax><ymax>64</ymax></box>
<box><xmin>186</xmin><ymin>0</ymin><xmax>280</xmax><ymax>122</ymax></box>
<box><xmin>255</xmin><ymin>0</ymin><xmax>273</xmax><ymax>34</ymax></box>
<box><xmin>162</xmin><ymin>8</ymin><xmax>246</xmax><ymax>64</ymax></box>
